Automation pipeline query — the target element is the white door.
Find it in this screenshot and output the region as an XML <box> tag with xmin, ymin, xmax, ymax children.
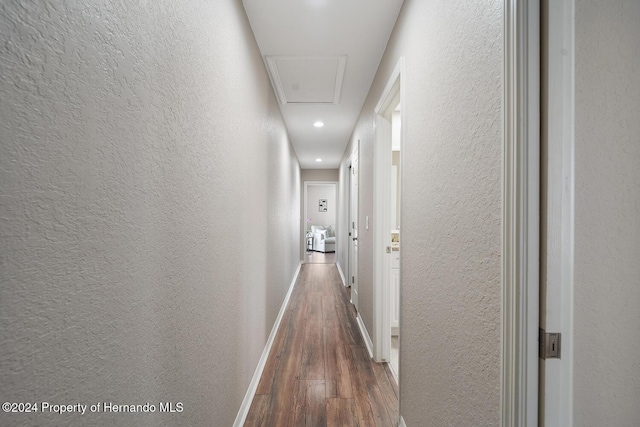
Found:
<box><xmin>376</xmin><ymin>114</ymin><xmax>393</xmax><ymax>362</ymax></box>
<box><xmin>540</xmin><ymin>0</ymin><xmax>573</xmax><ymax>424</ymax></box>
<box><xmin>389</xmin><ymin>121</ymin><xmax>401</xmax><ymax>339</ymax></box>
<box><xmin>349</xmin><ymin>144</ymin><xmax>359</xmax><ymax>311</ymax></box>
<box><xmin>390</xmin><ymin>248</ymin><xmax>400</xmax><ymax>334</ymax></box>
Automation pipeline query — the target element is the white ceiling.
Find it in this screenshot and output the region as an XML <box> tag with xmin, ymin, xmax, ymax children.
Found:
<box><xmin>242</xmin><ymin>0</ymin><xmax>404</xmax><ymax>169</ymax></box>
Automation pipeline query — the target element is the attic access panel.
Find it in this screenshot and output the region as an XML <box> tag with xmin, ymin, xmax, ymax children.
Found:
<box><xmin>265</xmin><ymin>55</ymin><xmax>346</xmax><ymax>105</ymax></box>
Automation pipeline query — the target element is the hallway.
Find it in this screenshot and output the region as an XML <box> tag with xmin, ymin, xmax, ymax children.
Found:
<box><xmin>2</xmin><ymin>1</ymin><xmax>639</xmax><ymax>425</ymax></box>
<box><xmin>244</xmin><ymin>264</ymin><xmax>398</xmax><ymax>426</ymax></box>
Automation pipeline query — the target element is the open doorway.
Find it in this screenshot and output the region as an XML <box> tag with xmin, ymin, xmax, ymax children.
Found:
<box><xmin>389</xmin><ymin>104</ymin><xmax>401</xmax><ymax>378</ymax></box>
<box><xmin>373</xmin><ymin>59</ymin><xmax>403</xmax><ymax>383</ymax></box>
<box><xmin>303</xmin><ymin>181</ymin><xmax>338</xmax><ymax>265</ymax></box>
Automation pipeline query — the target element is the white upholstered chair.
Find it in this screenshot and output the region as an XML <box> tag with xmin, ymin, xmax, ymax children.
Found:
<box><xmin>310</xmin><ymin>225</ymin><xmax>336</xmax><ymax>253</ymax></box>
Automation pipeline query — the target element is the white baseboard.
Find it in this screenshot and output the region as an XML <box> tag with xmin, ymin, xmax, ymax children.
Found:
<box><xmin>399</xmin><ymin>415</ymin><xmax>407</xmax><ymax>427</ymax></box>
<box><xmin>356</xmin><ymin>312</ymin><xmax>374</xmax><ymax>359</ymax></box>
<box><xmin>388</xmin><ymin>356</ymin><xmax>399</xmax><ymax>383</ymax></box>
<box><xmin>336</xmin><ymin>261</ymin><xmax>347</xmax><ymax>287</ymax></box>
<box><xmin>233</xmin><ymin>261</ymin><xmax>302</xmax><ymax>427</ymax></box>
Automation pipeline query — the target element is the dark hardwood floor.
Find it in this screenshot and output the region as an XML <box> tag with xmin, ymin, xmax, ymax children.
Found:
<box><xmin>245</xmin><ymin>263</ymin><xmax>399</xmax><ymax>427</ymax></box>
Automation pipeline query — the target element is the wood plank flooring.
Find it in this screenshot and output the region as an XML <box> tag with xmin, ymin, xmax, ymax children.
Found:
<box><xmin>303</xmin><ymin>251</ymin><xmax>336</xmax><ymax>264</ymax></box>
<box><xmin>245</xmin><ymin>263</ymin><xmax>399</xmax><ymax>427</ymax></box>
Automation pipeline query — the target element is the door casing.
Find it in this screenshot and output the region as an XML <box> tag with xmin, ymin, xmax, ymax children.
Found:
<box><xmin>502</xmin><ymin>0</ymin><xmax>541</xmax><ymax>425</ymax></box>
<box><xmin>373</xmin><ymin>58</ymin><xmax>404</xmax><ymax>365</ymax></box>
<box><xmin>303</xmin><ymin>180</ymin><xmax>338</xmax><ymax>259</ymax></box>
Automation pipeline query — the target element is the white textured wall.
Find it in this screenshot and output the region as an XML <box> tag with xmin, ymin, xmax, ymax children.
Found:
<box><xmin>340</xmin><ymin>0</ymin><xmax>503</xmax><ymax>423</ymax></box>
<box><xmin>574</xmin><ymin>1</ymin><xmax>640</xmax><ymax>425</ymax></box>
<box><xmin>306</xmin><ymin>185</ymin><xmax>336</xmax><ymax>228</ymax></box>
<box><xmin>0</xmin><ymin>1</ymin><xmax>300</xmax><ymax>426</ymax></box>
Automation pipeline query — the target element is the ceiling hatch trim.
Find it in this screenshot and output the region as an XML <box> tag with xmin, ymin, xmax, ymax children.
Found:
<box><xmin>265</xmin><ymin>55</ymin><xmax>347</xmax><ymax>105</ymax></box>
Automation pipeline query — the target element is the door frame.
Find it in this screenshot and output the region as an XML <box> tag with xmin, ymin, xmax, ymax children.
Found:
<box><xmin>373</xmin><ymin>58</ymin><xmax>404</xmax><ymax>364</ymax></box>
<box><xmin>502</xmin><ymin>0</ymin><xmax>541</xmax><ymax>425</ymax></box>
<box><xmin>303</xmin><ymin>180</ymin><xmax>338</xmax><ymax>257</ymax></box>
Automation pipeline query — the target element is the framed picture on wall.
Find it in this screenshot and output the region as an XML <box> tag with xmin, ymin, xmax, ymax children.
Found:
<box><xmin>319</xmin><ymin>199</ymin><xmax>328</xmax><ymax>212</ymax></box>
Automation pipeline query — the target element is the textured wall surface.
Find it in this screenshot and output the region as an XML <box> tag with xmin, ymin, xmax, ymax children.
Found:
<box><xmin>306</xmin><ymin>185</ymin><xmax>336</xmax><ymax>228</ymax></box>
<box><xmin>340</xmin><ymin>0</ymin><xmax>503</xmax><ymax>424</ymax></box>
<box><xmin>0</xmin><ymin>1</ymin><xmax>300</xmax><ymax>426</ymax></box>
<box><xmin>574</xmin><ymin>1</ymin><xmax>640</xmax><ymax>425</ymax></box>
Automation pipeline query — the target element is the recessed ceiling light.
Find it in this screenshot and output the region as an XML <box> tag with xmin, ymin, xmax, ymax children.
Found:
<box><xmin>316</xmin><ymin>158</ymin><xmax>323</xmax><ymax>162</ymax></box>
<box><xmin>313</xmin><ymin>121</ymin><xmax>324</xmax><ymax>128</ymax></box>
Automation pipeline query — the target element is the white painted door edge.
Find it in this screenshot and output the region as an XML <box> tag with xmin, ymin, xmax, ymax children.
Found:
<box><xmin>541</xmin><ymin>0</ymin><xmax>575</xmax><ymax>425</ymax></box>
<box><xmin>232</xmin><ymin>261</ymin><xmax>302</xmax><ymax>427</ymax></box>
<box><xmin>502</xmin><ymin>0</ymin><xmax>540</xmax><ymax>426</ymax></box>
<box><xmin>373</xmin><ymin>114</ymin><xmax>392</xmax><ymax>363</ymax></box>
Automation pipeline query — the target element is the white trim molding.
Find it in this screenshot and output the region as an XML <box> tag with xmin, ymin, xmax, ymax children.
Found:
<box><xmin>502</xmin><ymin>0</ymin><xmax>540</xmax><ymax>426</ymax></box>
<box><xmin>233</xmin><ymin>262</ymin><xmax>302</xmax><ymax>427</ymax></box>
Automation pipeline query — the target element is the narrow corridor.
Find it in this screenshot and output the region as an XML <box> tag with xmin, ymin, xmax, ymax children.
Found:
<box><xmin>244</xmin><ymin>263</ymin><xmax>398</xmax><ymax>426</ymax></box>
